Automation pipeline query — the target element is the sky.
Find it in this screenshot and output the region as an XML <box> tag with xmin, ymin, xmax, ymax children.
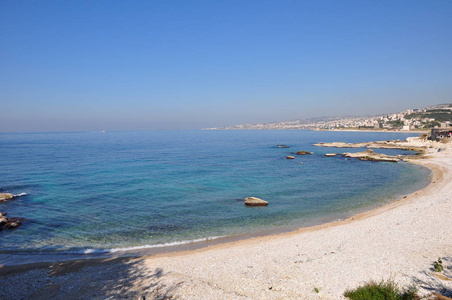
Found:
<box><xmin>1</xmin><ymin>0</ymin><xmax>452</xmax><ymax>132</ymax></box>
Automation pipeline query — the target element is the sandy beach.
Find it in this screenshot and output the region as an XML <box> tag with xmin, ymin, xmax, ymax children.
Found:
<box><xmin>1</xmin><ymin>138</ymin><xmax>451</xmax><ymax>300</ymax></box>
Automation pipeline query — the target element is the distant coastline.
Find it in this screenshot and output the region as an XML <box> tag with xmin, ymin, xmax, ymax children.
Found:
<box><xmin>206</xmin><ymin>127</ymin><xmax>430</xmax><ymax>134</ymax></box>
<box><xmin>206</xmin><ymin>103</ymin><xmax>452</xmax><ymax>131</ymax></box>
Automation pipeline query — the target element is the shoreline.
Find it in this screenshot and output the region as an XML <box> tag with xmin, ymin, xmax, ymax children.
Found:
<box><xmin>1</xmin><ymin>138</ymin><xmax>451</xmax><ymax>299</ymax></box>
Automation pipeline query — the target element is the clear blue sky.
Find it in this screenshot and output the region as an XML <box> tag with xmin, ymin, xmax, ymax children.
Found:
<box><xmin>1</xmin><ymin>0</ymin><xmax>451</xmax><ymax>131</ymax></box>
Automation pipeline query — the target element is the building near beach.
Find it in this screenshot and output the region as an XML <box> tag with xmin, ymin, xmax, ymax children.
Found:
<box><xmin>430</xmin><ymin>122</ymin><xmax>452</xmax><ymax>140</ymax></box>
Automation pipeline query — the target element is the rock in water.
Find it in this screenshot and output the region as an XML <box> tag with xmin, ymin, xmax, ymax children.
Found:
<box><xmin>286</xmin><ymin>156</ymin><xmax>295</xmax><ymax>159</ymax></box>
<box><xmin>245</xmin><ymin>197</ymin><xmax>269</xmax><ymax>206</ymax></box>
<box><xmin>296</xmin><ymin>151</ymin><xmax>314</xmax><ymax>155</ymax></box>
<box><xmin>2</xmin><ymin>217</ymin><xmax>23</xmax><ymax>229</ymax></box>
<box><xmin>4</xmin><ymin>222</ymin><xmax>19</xmax><ymax>229</ymax></box>
<box><xmin>0</xmin><ymin>215</ymin><xmax>24</xmax><ymax>230</ymax></box>
<box><xmin>0</xmin><ymin>193</ymin><xmax>14</xmax><ymax>202</ymax></box>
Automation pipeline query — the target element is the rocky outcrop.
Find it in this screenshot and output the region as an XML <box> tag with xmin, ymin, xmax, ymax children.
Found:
<box><xmin>0</xmin><ymin>193</ymin><xmax>14</xmax><ymax>202</ymax></box>
<box><xmin>314</xmin><ymin>138</ymin><xmax>434</xmax><ymax>161</ymax></box>
<box><xmin>341</xmin><ymin>149</ymin><xmax>400</xmax><ymax>162</ymax></box>
<box><xmin>245</xmin><ymin>197</ymin><xmax>269</xmax><ymax>206</ymax></box>
<box><xmin>313</xmin><ymin>141</ymin><xmax>426</xmax><ymax>153</ymax></box>
<box><xmin>0</xmin><ymin>212</ymin><xmax>23</xmax><ymax>230</ymax></box>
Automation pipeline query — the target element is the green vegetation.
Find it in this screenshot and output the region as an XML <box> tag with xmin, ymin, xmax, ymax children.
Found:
<box><xmin>422</xmin><ymin>121</ymin><xmax>441</xmax><ymax>128</ymax></box>
<box><xmin>426</xmin><ymin>109</ymin><xmax>452</xmax><ymax>113</ymax></box>
<box><xmin>405</xmin><ymin>110</ymin><xmax>452</xmax><ymax>123</ymax></box>
<box><xmin>425</xmin><ymin>113</ymin><xmax>452</xmax><ymax>122</ymax></box>
<box><xmin>433</xmin><ymin>257</ymin><xmax>444</xmax><ymax>272</ymax></box>
<box><xmin>387</xmin><ymin>120</ymin><xmax>404</xmax><ymax>128</ymax></box>
<box><xmin>344</xmin><ymin>280</ymin><xmax>419</xmax><ymax>300</ymax></box>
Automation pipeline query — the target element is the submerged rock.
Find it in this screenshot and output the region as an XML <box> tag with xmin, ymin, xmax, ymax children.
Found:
<box><xmin>245</xmin><ymin>197</ymin><xmax>268</xmax><ymax>206</ymax></box>
<box><xmin>3</xmin><ymin>221</ymin><xmax>21</xmax><ymax>229</ymax></box>
<box><xmin>0</xmin><ymin>215</ymin><xmax>23</xmax><ymax>230</ymax></box>
<box><xmin>0</xmin><ymin>193</ymin><xmax>14</xmax><ymax>202</ymax></box>
<box><xmin>277</xmin><ymin>145</ymin><xmax>290</xmax><ymax>148</ymax></box>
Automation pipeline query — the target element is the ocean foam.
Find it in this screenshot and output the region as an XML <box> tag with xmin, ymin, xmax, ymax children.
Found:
<box><xmin>14</xmin><ymin>192</ymin><xmax>28</xmax><ymax>197</ymax></box>
<box><xmin>65</xmin><ymin>236</ymin><xmax>228</xmax><ymax>255</ymax></box>
<box><xmin>106</xmin><ymin>235</ymin><xmax>226</xmax><ymax>253</ymax></box>
<box><xmin>0</xmin><ymin>236</ymin><xmax>228</xmax><ymax>257</ymax></box>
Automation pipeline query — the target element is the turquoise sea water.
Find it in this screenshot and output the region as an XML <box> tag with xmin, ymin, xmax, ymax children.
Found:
<box><xmin>0</xmin><ymin>130</ymin><xmax>431</xmax><ymax>253</ymax></box>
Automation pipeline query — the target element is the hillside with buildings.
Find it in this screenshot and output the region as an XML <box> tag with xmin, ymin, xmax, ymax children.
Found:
<box><xmin>207</xmin><ymin>103</ymin><xmax>452</xmax><ymax>131</ymax></box>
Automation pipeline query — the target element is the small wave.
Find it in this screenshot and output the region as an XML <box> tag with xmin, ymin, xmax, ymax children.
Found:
<box><xmin>56</xmin><ymin>236</ymin><xmax>227</xmax><ymax>255</ymax></box>
<box><xmin>58</xmin><ymin>248</ymin><xmax>110</xmax><ymax>255</ymax></box>
<box><xmin>1</xmin><ymin>235</ymin><xmax>228</xmax><ymax>256</ymax></box>
<box><xmin>105</xmin><ymin>235</ymin><xmax>226</xmax><ymax>253</ymax></box>
<box><xmin>14</xmin><ymin>192</ymin><xmax>28</xmax><ymax>197</ymax></box>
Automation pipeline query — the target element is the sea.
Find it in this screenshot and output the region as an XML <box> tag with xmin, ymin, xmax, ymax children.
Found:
<box><xmin>0</xmin><ymin>130</ymin><xmax>431</xmax><ymax>256</ymax></box>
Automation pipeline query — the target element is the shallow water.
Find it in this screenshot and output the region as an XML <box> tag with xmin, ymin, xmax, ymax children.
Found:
<box><xmin>0</xmin><ymin>130</ymin><xmax>431</xmax><ymax>253</ymax></box>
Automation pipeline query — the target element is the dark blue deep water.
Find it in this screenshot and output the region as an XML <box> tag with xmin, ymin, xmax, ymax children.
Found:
<box><xmin>0</xmin><ymin>130</ymin><xmax>431</xmax><ymax>253</ymax></box>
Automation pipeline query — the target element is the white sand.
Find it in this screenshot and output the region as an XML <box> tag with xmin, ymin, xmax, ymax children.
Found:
<box><xmin>1</xmin><ymin>138</ymin><xmax>451</xmax><ymax>299</ymax></box>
